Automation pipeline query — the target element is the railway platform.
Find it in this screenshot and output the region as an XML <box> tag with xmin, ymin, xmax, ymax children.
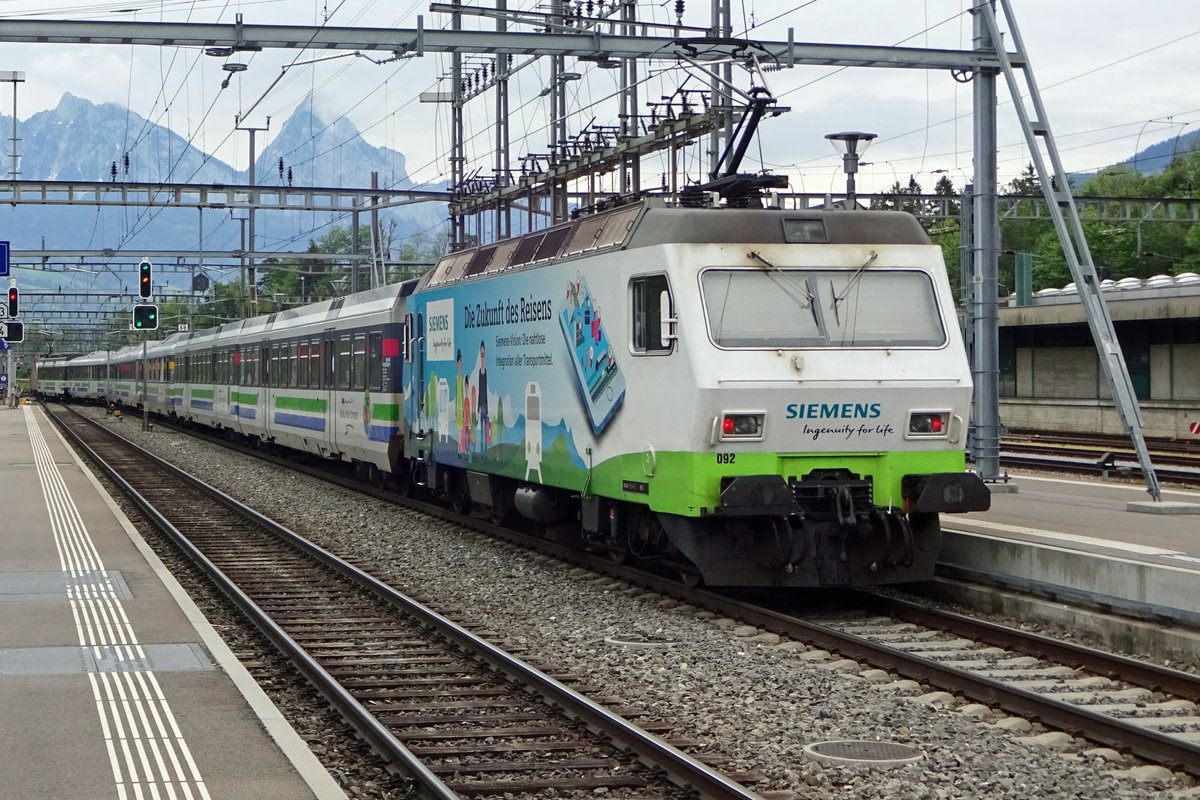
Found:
<box><xmin>0</xmin><ymin>403</ymin><xmax>346</xmax><ymax>800</ymax></box>
<box><xmin>936</xmin><ymin>473</ymin><xmax>1200</xmax><ymax>658</ymax></box>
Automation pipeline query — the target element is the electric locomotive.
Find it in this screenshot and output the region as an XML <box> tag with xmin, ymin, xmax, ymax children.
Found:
<box><xmin>393</xmin><ymin>198</ymin><xmax>989</xmax><ymax>587</ymax></box>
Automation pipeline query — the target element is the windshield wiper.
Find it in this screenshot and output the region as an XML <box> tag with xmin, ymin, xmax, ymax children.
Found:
<box><xmin>831</xmin><ymin>250</ymin><xmax>878</xmax><ymax>325</ymax></box>
<box><xmin>748</xmin><ymin>250</ymin><xmax>825</xmax><ymax>338</ymax></box>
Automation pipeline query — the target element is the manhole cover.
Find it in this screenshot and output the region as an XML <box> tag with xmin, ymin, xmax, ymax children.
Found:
<box><xmin>803</xmin><ymin>740</ymin><xmax>923</xmax><ymax>768</ymax></box>
<box><xmin>603</xmin><ymin>633</ymin><xmax>679</xmax><ymax>649</ymax></box>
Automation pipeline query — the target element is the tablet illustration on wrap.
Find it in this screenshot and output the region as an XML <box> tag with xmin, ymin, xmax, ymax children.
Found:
<box><xmin>560</xmin><ymin>274</ymin><xmax>625</xmax><ymax>435</ymax></box>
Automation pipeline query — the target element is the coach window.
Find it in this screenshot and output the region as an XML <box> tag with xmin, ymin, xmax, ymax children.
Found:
<box><xmin>297</xmin><ymin>341</ymin><xmax>309</xmax><ymax>389</ymax></box>
<box><xmin>338</xmin><ymin>335</ymin><xmax>353</xmax><ymax>389</ymax></box>
<box><xmin>310</xmin><ymin>341</ymin><xmax>322</xmax><ymax>389</ymax></box>
<box><xmin>324</xmin><ymin>337</ymin><xmax>336</xmax><ymax>388</ymax></box>
<box><xmin>269</xmin><ymin>343</ymin><xmax>280</xmax><ymax>387</ymax></box>
<box><xmin>352</xmin><ymin>333</ymin><xmax>367</xmax><ymax>391</ymax></box>
<box><xmin>291</xmin><ymin>340</ymin><xmax>301</xmax><ymax>388</ymax></box>
<box><xmin>631</xmin><ymin>274</ymin><xmax>673</xmax><ymax>354</ymax></box>
<box><xmin>287</xmin><ymin>340</ymin><xmax>298</xmax><ymax>388</ymax></box>
<box><xmin>368</xmin><ymin>332</ymin><xmax>383</xmax><ymax>391</ymax></box>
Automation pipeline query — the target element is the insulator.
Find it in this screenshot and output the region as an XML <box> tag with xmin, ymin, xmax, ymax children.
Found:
<box><xmin>675</xmin><ymin>0</ymin><xmax>684</xmax><ymax>20</ymax></box>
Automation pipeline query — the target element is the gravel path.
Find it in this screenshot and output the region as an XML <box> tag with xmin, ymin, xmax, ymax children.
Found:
<box><xmin>81</xmin><ymin>409</ymin><xmax>1200</xmax><ymax>799</ymax></box>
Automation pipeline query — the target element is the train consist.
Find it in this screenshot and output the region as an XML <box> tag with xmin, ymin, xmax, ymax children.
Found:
<box><xmin>33</xmin><ymin>198</ymin><xmax>989</xmax><ymax>587</ymax></box>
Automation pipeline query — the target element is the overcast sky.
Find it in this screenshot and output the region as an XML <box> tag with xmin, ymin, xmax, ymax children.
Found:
<box><xmin>0</xmin><ymin>0</ymin><xmax>1197</xmax><ymax>195</ymax></box>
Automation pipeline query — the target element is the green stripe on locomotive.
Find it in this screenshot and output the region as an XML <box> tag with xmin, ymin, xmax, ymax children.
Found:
<box><xmin>586</xmin><ymin>449</ymin><xmax>966</xmax><ymax>516</ymax></box>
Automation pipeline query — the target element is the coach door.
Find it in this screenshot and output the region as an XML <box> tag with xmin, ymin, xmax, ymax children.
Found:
<box><xmin>415</xmin><ymin>312</ymin><xmax>426</xmax><ymax>435</ymax></box>
<box><xmin>324</xmin><ymin>330</ymin><xmax>341</xmax><ymax>456</ymax></box>
<box><xmin>259</xmin><ymin>341</ymin><xmax>272</xmax><ymax>443</ymax></box>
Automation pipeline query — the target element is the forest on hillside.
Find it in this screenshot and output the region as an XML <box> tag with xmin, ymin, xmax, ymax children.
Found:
<box><xmin>874</xmin><ymin>149</ymin><xmax>1200</xmax><ymax>300</ymax></box>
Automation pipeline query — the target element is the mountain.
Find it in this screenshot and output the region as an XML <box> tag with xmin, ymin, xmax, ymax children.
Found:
<box><xmin>0</xmin><ymin>93</ymin><xmax>446</xmax><ymax>264</ymax></box>
<box><xmin>21</xmin><ymin>93</ymin><xmax>234</xmax><ymax>184</ymax></box>
<box><xmin>1069</xmin><ymin>129</ymin><xmax>1200</xmax><ymax>185</ymax></box>
<box><xmin>1120</xmin><ymin>129</ymin><xmax>1200</xmax><ymax>175</ymax></box>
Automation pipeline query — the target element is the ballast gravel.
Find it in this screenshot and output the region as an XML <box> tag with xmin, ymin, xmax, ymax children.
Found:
<box><xmin>83</xmin><ymin>410</ymin><xmax>1197</xmax><ymax>800</ymax></box>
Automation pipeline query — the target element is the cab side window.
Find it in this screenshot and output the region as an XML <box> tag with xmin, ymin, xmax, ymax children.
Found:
<box><xmin>631</xmin><ymin>274</ymin><xmax>673</xmax><ymax>354</ymax></box>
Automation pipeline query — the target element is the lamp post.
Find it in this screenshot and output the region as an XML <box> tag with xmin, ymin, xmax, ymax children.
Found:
<box><xmin>825</xmin><ymin>131</ymin><xmax>877</xmax><ymax>210</ymax></box>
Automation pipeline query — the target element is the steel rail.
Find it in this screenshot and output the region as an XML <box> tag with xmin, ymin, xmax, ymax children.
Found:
<box><xmin>75</xmin><ymin>406</ymin><xmax>1200</xmax><ymax>777</ymax></box>
<box><xmin>49</xmin><ymin>405</ymin><xmax>764</xmax><ymax>800</ymax></box>
<box><xmin>48</xmin><ymin>407</ymin><xmax>460</xmax><ymax>800</ymax></box>
<box><xmin>857</xmin><ymin>591</ymin><xmax>1200</xmax><ymax>702</ymax></box>
<box><xmin>682</xmin><ymin>589</ymin><xmax>1200</xmax><ymax>777</ymax></box>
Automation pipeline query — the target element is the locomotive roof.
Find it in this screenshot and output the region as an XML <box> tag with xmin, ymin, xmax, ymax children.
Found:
<box><xmin>425</xmin><ymin>201</ymin><xmax>931</xmax><ymax>289</ymax></box>
<box><xmin>628</xmin><ymin>207</ymin><xmax>931</xmax><ymax>248</ymax></box>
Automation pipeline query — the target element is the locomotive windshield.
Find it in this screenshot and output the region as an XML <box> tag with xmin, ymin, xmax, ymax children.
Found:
<box><xmin>701</xmin><ymin>268</ymin><xmax>945</xmax><ymax>348</ymax></box>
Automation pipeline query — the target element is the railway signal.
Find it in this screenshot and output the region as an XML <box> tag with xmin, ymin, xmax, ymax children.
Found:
<box><xmin>6</xmin><ymin>286</ymin><xmax>17</xmax><ymax>317</ymax></box>
<box><xmin>139</xmin><ymin>259</ymin><xmax>153</xmax><ymax>299</ymax></box>
<box><xmin>132</xmin><ymin>304</ymin><xmax>158</xmax><ymax>330</ymax></box>
<box><xmin>1</xmin><ymin>321</ymin><xmax>22</xmax><ymax>342</ymax></box>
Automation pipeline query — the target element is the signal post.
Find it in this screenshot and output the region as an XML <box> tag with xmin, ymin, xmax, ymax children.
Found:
<box><xmin>1</xmin><ymin>241</ymin><xmax>19</xmax><ymax>401</ymax></box>
<box><xmin>132</xmin><ymin>258</ymin><xmax>157</xmax><ymax>431</ymax></box>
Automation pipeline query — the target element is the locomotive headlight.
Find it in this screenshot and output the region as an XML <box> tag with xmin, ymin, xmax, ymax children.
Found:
<box><xmin>907</xmin><ymin>411</ymin><xmax>949</xmax><ymax>436</ymax></box>
<box><xmin>719</xmin><ymin>412</ymin><xmax>764</xmax><ymax>440</ymax></box>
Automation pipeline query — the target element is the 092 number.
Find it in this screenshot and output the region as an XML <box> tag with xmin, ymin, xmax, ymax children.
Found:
<box><xmin>716</xmin><ymin>453</ymin><xmax>736</xmax><ymax>464</ymax></box>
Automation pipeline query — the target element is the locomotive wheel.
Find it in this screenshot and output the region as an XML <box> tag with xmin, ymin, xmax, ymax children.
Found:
<box><xmin>677</xmin><ymin>556</ymin><xmax>703</xmax><ymax>588</ymax></box>
<box><xmin>395</xmin><ymin>458</ymin><xmax>413</xmax><ymax>497</ymax></box>
<box><xmin>629</xmin><ymin>511</ymin><xmax>659</xmax><ymax>558</ymax></box>
<box><xmin>449</xmin><ymin>474</ymin><xmax>470</xmax><ymax>514</ymax></box>
<box><xmin>605</xmin><ymin>528</ymin><xmax>630</xmax><ymax>564</ymax></box>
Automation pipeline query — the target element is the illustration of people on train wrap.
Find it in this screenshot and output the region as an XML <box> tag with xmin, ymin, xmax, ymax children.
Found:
<box><xmin>477</xmin><ymin>340</ymin><xmax>490</xmax><ymax>448</ymax></box>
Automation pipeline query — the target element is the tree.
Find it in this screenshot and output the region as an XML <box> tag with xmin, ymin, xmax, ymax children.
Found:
<box><xmin>391</xmin><ymin>230</ymin><xmax>448</xmax><ymax>283</ymax></box>
<box><xmin>875</xmin><ymin>175</ymin><xmax>926</xmax><ymax>218</ymax></box>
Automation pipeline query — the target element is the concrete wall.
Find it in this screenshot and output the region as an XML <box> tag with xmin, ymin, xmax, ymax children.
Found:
<box><xmin>1028</xmin><ymin>346</ymin><xmax>1102</xmax><ymax>399</ymax></box>
<box><xmin>1001</xmin><ymin>399</ymin><xmax>1199</xmax><ymax>438</ymax></box>
<box><xmin>1176</xmin><ymin>343</ymin><xmax>1200</xmax><ymax>400</ymax></box>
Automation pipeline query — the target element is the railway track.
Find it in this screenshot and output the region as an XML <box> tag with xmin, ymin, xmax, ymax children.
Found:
<box><xmin>710</xmin><ymin>590</ymin><xmax>1200</xmax><ymax>779</ymax></box>
<box><xmin>55</xmin><ymin>403</ymin><xmax>1200</xmax><ymax>785</ymax></box>
<box><xmin>1000</xmin><ymin>433</ymin><xmax>1200</xmax><ymax>485</ymax></box>
<box><xmin>45</xmin><ymin>403</ymin><xmax>765</xmax><ymax>800</ymax></box>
